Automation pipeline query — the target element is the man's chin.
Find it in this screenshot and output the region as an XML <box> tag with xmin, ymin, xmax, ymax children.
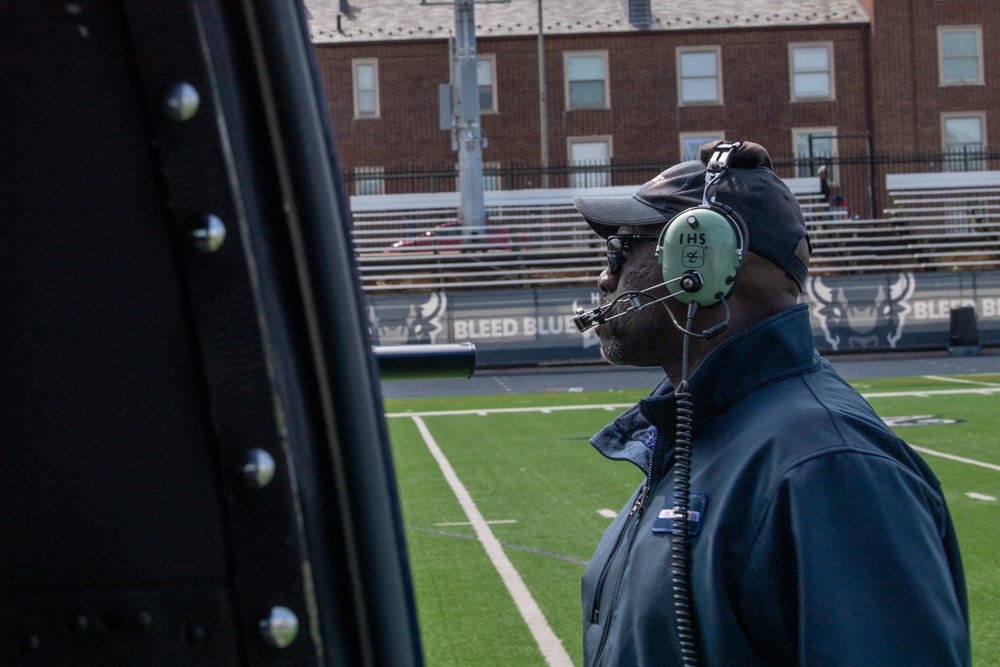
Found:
<box><xmin>598</xmin><ymin>333</ymin><xmax>627</xmax><ymax>366</ymax></box>
<box><xmin>598</xmin><ymin>323</ymin><xmax>663</xmax><ymax>368</ymax></box>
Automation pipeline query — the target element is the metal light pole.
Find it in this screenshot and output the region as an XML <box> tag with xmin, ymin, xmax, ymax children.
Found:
<box><xmin>428</xmin><ymin>0</ymin><xmax>509</xmax><ymax>232</ymax></box>
<box><xmin>537</xmin><ymin>0</ymin><xmax>549</xmax><ymax>188</ymax></box>
<box><xmin>451</xmin><ymin>0</ymin><xmax>485</xmax><ymax>230</ymax></box>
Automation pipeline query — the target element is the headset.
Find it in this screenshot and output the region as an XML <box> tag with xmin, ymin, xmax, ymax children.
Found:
<box><xmin>574</xmin><ymin>141</ymin><xmax>750</xmax><ymax>667</ymax></box>
<box><xmin>573</xmin><ymin>140</ymin><xmax>748</xmax><ymax>336</ymax></box>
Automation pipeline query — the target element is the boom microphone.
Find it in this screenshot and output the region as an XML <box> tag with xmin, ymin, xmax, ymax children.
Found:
<box><xmin>573</xmin><ymin>272</ymin><xmax>706</xmax><ymax>333</ymax></box>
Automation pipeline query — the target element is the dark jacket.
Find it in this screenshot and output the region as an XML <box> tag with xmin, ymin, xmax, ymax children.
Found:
<box><xmin>582</xmin><ymin>305</ymin><xmax>970</xmax><ymax>666</ymax></box>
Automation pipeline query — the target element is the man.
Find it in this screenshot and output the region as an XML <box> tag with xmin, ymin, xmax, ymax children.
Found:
<box><xmin>573</xmin><ymin>141</ymin><xmax>970</xmax><ymax>666</ymax></box>
<box><xmin>819</xmin><ymin>164</ymin><xmax>831</xmax><ymax>204</ymax></box>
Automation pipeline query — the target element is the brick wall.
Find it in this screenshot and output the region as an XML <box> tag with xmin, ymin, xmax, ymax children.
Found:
<box><xmin>314</xmin><ymin>41</ymin><xmax>456</xmax><ymax>169</ymax></box>
<box><xmin>315</xmin><ymin>25</ymin><xmax>869</xmax><ymax>167</ymax></box>
<box><xmin>868</xmin><ymin>0</ymin><xmax>1000</xmax><ymax>154</ymax></box>
<box><xmin>313</xmin><ymin>0</ymin><xmax>996</xmax><ymax>209</ymax></box>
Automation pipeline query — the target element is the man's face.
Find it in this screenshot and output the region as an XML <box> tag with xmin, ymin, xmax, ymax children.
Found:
<box><xmin>596</xmin><ymin>225</ymin><xmax>680</xmax><ymax>367</ymax></box>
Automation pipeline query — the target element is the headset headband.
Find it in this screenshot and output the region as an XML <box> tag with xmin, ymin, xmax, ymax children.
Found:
<box><xmin>702</xmin><ymin>141</ymin><xmax>743</xmax><ymax>206</ymax></box>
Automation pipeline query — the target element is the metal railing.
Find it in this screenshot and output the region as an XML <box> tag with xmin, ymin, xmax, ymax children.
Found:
<box><xmin>344</xmin><ymin>150</ymin><xmax>1000</xmax><ymax>226</ymax></box>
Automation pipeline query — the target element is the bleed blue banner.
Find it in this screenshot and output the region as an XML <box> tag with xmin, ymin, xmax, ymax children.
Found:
<box><xmin>366</xmin><ymin>270</ymin><xmax>1000</xmax><ymax>367</ymax></box>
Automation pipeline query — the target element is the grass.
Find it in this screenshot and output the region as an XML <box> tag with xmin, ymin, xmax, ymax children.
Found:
<box><xmin>384</xmin><ymin>373</ymin><xmax>1000</xmax><ymax>666</ymax></box>
<box><xmin>859</xmin><ymin>374</ymin><xmax>1000</xmax><ymax>666</ymax></box>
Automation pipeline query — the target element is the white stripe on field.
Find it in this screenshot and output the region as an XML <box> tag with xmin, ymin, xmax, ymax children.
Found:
<box><xmin>922</xmin><ymin>375</ymin><xmax>1000</xmax><ymax>387</ymax></box>
<box><xmin>386</xmin><ymin>386</ymin><xmax>1000</xmax><ymax>418</ymax></box>
<box><xmin>435</xmin><ymin>519</ymin><xmax>518</xmax><ymax>526</ymax></box>
<box><xmin>387</xmin><ymin>404</ymin><xmax>637</xmax><ymax>418</ymax></box>
<box><xmin>910</xmin><ymin>445</ymin><xmax>1000</xmax><ymax>472</ymax></box>
<box><xmin>863</xmin><ymin>387</ymin><xmax>1000</xmax><ymax>398</ymax></box>
<box><xmin>410</xmin><ymin>416</ymin><xmax>573</xmax><ymax>667</ymax></box>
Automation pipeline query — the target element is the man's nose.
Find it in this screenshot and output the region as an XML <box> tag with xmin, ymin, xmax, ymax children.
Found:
<box><xmin>598</xmin><ymin>266</ymin><xmax>619</xmax><ymax>294</ymax></box>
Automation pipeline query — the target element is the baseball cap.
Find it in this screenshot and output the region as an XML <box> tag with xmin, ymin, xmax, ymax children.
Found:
<box><xmin>573</xmin><ymin>140</ymin><xmax>811</xmax><ymax>289</ymax></box>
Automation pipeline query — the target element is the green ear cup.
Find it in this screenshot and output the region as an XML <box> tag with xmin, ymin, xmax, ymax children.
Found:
<box><xmin>655</xmin><ymin>206</ymin><xmax>743</xmax><ymax>306</ymax></box>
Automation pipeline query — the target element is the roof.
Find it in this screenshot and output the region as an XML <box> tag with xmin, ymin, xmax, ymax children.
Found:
<box><xmin>305</xmin><ymin>0</ymin><xmax>870</xmax><ymax>45</ymax></box>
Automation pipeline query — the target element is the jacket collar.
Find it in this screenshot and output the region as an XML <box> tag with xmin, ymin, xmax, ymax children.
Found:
<box><xmin>591</xmin><ymin>305</ymin><xmax>818</xmax><ymax>470</ymax></box>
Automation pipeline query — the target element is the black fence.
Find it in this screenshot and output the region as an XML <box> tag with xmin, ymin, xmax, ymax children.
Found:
<box><xmin>343</xmin><ymin>148</ymin><xmax>1000</xmax><ymax>223</ymax></box>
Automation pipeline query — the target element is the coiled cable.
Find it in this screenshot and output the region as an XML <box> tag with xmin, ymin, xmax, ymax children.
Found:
<box><xmin>671</xmin><ymin>303</ymin><xmax>700</xmax><ymax>667</ymax></box>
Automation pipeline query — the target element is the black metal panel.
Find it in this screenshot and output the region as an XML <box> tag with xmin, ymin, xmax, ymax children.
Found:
<box><xmin>0</xmin><ymin>0</ymin><xmax>229</xmax><ymax>600</ymax></box>
<box><xmin>1</xmin><ymin>588</ymin><xmax>239</xmax><ymax>666</ymax></box>
<box><xmin>2</xmin><ymin>0</ymin><xmax>424</xmax><ymax>664</ymax></box>
<box><xmin>0</xmin><ymin>2</ymin><xmax>240</xmax><ymax>663</ymax></box>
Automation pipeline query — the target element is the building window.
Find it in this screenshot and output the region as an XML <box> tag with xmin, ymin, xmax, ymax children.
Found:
<box><xmin>565</xmin><ymin>52</ymin><xmax>609</xmax><ymax>109</ymax></box>
<box><xmin>789</xmin><ymin>43</ymin><xmax>834</xmax><ymax>101</ymax></box>
<box><xmin>477</xmin><ymin>55</ymin><xmax>497</xmax><ymax>112</ymax></box>
<box><xmin>942</xmin><ymin>113</ymin><xmax>986</xmax><ymax>171</ymax></box>
<box><xmin>568</xmin><ymin>137</ymin><xmax>611</xmax><ymax>188</ymax></box>
<box><xmin>679</xmin><ymin>132</ymin><xmax>725</xmax><ymax>161</ymax></box>
<box><xmin>938</xmin><ymin>26</ymin><xmax>983</xmax><ymax>85</ymax></box>
<box><xmin>352</xmin><ymin>59</ymin><xmax>379</xmax><ymax>118</ymax></box>
<box><xmin>792</xmin><ymin>127</ymin><xmax>837</xmax><ymax>180</ymax></box>
<box><xmin>353</xmin><ymin>166</ymin><xmax>385</xmax><ymax>196</ymax></box>
<box><xmin>677</xmin><ymin>46</ymin><xmax>722</xmax><ymax>105</ymax></box>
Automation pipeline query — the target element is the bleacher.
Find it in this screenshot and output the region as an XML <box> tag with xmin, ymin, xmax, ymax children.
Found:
<box><xmin>807</xmin><ymin>171</ymin><xmax>1000</xmax><ymax>275</ymax></box>
<box><xmin>350</xmin><ymin>173</ymin><xmax>1000</xmax><ymax>292</ymax></box>
<box><xmin>351</xmin><ymin>187</ymin><xmax>625</xmax><ymax>291</ymax></box>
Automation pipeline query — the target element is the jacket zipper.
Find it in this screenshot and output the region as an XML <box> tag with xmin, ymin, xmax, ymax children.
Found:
<box><xmin>590</xmin><ymin>483</ymin><xmax>648</xmax><ymax>624</ymax></box>
<box><xmin>591</xmin><ymin>436</ymin><xmax>671</xmax><ymax>667</ymax></box>
<box><xmin>590</xmin><ymin>482</ymin><xmax>650</xmax><ymax>667</ymax></box>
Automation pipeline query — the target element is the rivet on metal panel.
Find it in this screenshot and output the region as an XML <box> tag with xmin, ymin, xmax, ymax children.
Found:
<box><xmin>19</xmin><ymin>633</ymin><xmax>41</xmax><ymax>654</ymax></box>
<box><xmin>259</xmin><ymin>606</ymin><xmax>299</xmax><ymax>649</ymax></box>
<box><xmin>191</xmin><ymin>214</ymin><xmax>226</xmax><ymax>253</ymax></box>
<box><xmin>133</xmin><ymin>610</ymin><xmax>155</xmax><ymax>632</ymax></box>
<box><xmin>163</xmin><ymin>82</ymin><xmax>200</xmax><ymax>122</ymax></box>
<box><xmin>69</xmin><ymin>612</ymin><xmax>91</xmax><ymax>634</ymax></box>
<box><xmin>240</xmin><ymin>448</ymin><xmax>276</xmax><ymax>489</ymax></box>
<box><xmin>185</xmin><ymin>623</ymin><xmax>208</xmax><ymax>645</ymax></box>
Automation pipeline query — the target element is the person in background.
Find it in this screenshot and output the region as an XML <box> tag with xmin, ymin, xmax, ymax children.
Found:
<box><xmin>831</xmin><ymin>192</ymin><xmax>850</xmax><ymax>219</ymax></box>
<box><xmin>818</xmin><ymin>163</ymin><xmax>831</xmax><ymax>204</ymax></box>
<box><xmin>572</xmin><ymin>140</ymin><xmax>970</xmax><ymax>666</ymax></box>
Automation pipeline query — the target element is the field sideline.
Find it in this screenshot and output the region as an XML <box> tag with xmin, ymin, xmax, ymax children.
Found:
<box><xmin>384</xmin><ymin>373</ymin><xmax>1000</xmax><ymax>666</ymax></box>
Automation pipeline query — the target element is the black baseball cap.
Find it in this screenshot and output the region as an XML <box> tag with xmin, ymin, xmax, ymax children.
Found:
<box><xmin>573</xmin><ymin>140</ymin><xmax>811</xmax><ymax>289</ymax></box>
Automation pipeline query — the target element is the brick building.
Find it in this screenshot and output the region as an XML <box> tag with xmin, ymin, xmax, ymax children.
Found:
<box><xmin>306</xmin><ymin>0</ymin><xmax>998</xmax><ymax>211</ymax></box>
<box><xmin>864</xmin><ymin>0</ymin><xmax>997</xmax><ymax>160</ymax></box>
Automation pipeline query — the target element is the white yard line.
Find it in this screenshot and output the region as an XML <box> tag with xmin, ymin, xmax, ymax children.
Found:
<box><xmin>922</xmin><ymin>375</ymin><xmax>1000</xmax><ymax>387</ymax></box>
<box><xmin>388</xmin><ymin>403</ymin><xmax>636</xmax><ymax>418</ymax></box>
<box><xmin>910</xmin><ymin>445</ymin><xmax>1000</xmax><ymax>473</ymax></box>
<box><xmin>861</xmin><ymin>387</ymin><xmax>1000</xmax><ymax>398</ymax></box>
<box><xmin>410</xmin><ymin>416</ymin><xmax>573</xmax><ymax>667</ymax></box>
<box><xmin>435</xmin><ymin>519</ymin><xmax>518</xmax><ymax>527</ymax></box>
<box><xmin>386</xmin><ymin>386</ymin><xmax>1000</xmax><ymax>418</ymax></box>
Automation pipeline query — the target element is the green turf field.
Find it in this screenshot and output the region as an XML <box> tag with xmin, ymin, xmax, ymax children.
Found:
<box><xmin>384</xmin><ymin>373</ymin><xmax>1000</xmax><ymax>666</ymax></box>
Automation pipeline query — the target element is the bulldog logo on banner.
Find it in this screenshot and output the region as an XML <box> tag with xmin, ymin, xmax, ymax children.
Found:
<box><xmin>805</xmin><ymin>273</ymin><xmax>916</xmax><ymax>351</ymax></box>
<box><xmin>368</xmin><ymin>292</ymin><xmax>448</xmax><ymax>345</ymax></box>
